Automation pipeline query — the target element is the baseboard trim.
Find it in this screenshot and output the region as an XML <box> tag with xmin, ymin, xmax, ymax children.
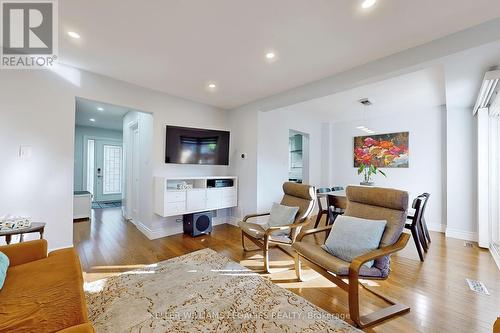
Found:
<box><xmin>427</xmin><ymin>223</ymin><xmax>446</xmax><ymax>233</ymax></box>
<box><xmin>490</xmin><ymin>244</ymin><xmax>500</xmax><ymax>271</ymax></box>
<box><xmin>445</xmin><ymin>227</ymin><xmax>478</xmax><ymax>241</ymax></box>
<box><xmin>136</xmin><ymin>216</ymin><xmax>238</xmax><ymax>240</ymax></box>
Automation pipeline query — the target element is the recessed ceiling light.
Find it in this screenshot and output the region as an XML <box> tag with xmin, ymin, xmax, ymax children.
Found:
<box><xmin>361</xmin><ymin>0</ymin><xmax>376</xmax><ymax>9</ymax></box>
<box><xmin>97</xmin><ymin>107</ymin><xmax>104</xmax><ymax>111</ymax></box>
<box><xmin>67</xmin><ymin>31</ymin><xmax>81</xmax><ymax>39</ymax></box>
<box><xmin>265</xmin><ymin>52</ymin><xmax>276</xmax><ymax>60</ymax></box>
<box><xmin>89</xmin><ymin>118</ymin><xmax>96</xmax><ymax>122</ymax></box>
<box><xmin>356</xmin><ymin>126</ymin><xmax>366</xmax><ymax>130</ymax></box>
<box><xmin>206</xmin><ymin>82</ymin><xmax>217</xmax><ymax>91</ymax></box>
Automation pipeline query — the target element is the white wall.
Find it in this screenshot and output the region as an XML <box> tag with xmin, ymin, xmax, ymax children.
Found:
<box><xmin>330</xmin><ymin>107</ymin><xmax>447</xmax><ymax>231</ymax></box>
<box><xmin>256</xmin><ymin>108</ymin><xmax>327</xmax><ymax>212</ymax></box>
<box><xmin>0</xmin><ymin>64</ymin><xmax>227</xmax><ymax>249</ymax></box>
<box><xmin>227</xmin><ymin>107</ymin><xmax>259</xmax><ymax>218</ymax></box>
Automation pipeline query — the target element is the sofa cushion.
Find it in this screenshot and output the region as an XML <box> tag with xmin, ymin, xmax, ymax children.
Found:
<box><xmin>0</xmin><ymin>248</ymin><xmax>89</xmax><ymax>333</ymax></box>
<box><xmin>0</xmin><ymin>251</ymin><xmax>9</xmax><ymax>289</ymax></box>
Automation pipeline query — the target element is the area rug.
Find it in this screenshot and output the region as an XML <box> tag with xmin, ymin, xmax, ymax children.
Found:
<box><xmin>84</xmin><ymin>248</ymin><xmax>360</xmax><ymax>332</ymax></box>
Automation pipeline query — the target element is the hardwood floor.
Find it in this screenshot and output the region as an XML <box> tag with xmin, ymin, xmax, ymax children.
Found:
<box><xmin>74</xmin><ymin>208</ymin><xmax>500</xmax><ymax>333</ymax></box>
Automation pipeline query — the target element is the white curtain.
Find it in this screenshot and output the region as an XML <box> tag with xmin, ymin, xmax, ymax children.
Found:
<box><xmin>477</xmin><ymin>108</ymin><xmax>500</xmax><ymax>255</ymax></box>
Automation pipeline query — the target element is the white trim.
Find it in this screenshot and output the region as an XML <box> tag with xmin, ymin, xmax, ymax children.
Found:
<box><xmin>490</xmin><ymin>244</ymin><xmax>500</xmax><ymax>271</ymax></box>
<box><xmin>135</xmin><ymin>217</ymin><xmax>232</xmax><ymax>240</ymax></box>
<box><xmin>427</xmin><ymin>223</ymin><xmax>446</xmax><ymax>233</ymax></box>
<box><xmin>445</xmin><ymin>227</ymin><xmax>478</xmax><ymax>242</ymax></box>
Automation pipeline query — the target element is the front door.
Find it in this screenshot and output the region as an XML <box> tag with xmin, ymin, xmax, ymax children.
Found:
<box><xmin>94</xmin><ymin>139</ymin><xmax>123</xmax><ymax>202</ymax></box>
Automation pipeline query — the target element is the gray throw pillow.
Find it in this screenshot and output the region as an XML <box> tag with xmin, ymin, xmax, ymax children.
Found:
<box><xmin>264</xmin><ymin>203</ymin><xmax>299</xmax><ymax>235</ymax></box>
<box><xmin>322</xmin><ymin>215</ymin><xmax>386</xmax><ymax>268</ymax></box>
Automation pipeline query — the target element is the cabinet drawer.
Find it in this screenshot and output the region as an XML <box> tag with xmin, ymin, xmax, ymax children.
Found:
<box><xmin>221</xmin><ymin>187</ymin><xmax>237</xmax><ymax>198</ymax></box>
<box><xmin>166</xmin><ymin>201</ymin><xmax>186</xmax><ymax>215</ymax></box>
<box><xmin>221</xmin><ymin>196</ymin><xmax>237</xmax><ymax>208</ymax></box>
<box><xmin>166</xmin><ymin>191</ymin><xmax>186</xmax><ymax>203</ymax></box>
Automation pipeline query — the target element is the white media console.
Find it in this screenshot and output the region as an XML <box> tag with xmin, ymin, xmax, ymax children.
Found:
<box><xmin>154</xmin><ymin>176</ymin><xmax>238</xmax><ymax>217</ymax></box>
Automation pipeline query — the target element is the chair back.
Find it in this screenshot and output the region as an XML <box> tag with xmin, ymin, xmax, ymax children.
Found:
<box><xmin>409</xmin><ymin>196</ymin><xmax>424</xmax><ymax>228</ymax></box>
<box><xmin>344</xmin><ymin>186</ymin><xmax>408</xmax><ymax>277</ymax></box>
<box><xmin>316</xmin><ymin>187</ymin><xmax>331</xmax><ymax>211</ymax></box>
<box><xmin>281</xmin><ymin>182</ymin><xmax>316</xmax><ymax>223</ymax></box>
<box><xmin>419</xmin><ymin>193</ymin><xmax>430</xmax><ymax>219</ymax></box>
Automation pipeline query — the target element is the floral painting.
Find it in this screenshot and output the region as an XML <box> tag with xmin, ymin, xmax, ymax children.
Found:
<box><xmin>354</xmin><ymin>132</ymin><xmax>409</xmax><ymax>168</ymax></box>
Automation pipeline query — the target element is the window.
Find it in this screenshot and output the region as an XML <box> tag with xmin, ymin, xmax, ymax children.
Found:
<box><xmin>103</xmin><ymin>145</ymin><xmax>122</xmax><ymax>194</ymax></box>
<box><xmin>86</xmin><ymin>139</ymin><xmax>95</xmax><ymax>194</ymax></box>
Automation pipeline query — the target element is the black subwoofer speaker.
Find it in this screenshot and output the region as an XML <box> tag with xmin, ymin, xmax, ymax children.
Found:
<box><xmin>183</xmin><ymin>211</ymin><xmax>213</xmax><ymax>237</ymax></box>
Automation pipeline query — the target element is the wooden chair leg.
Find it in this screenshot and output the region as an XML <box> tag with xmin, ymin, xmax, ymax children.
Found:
<box><xmin>411</xmin><ymin>228</ymin><xmax>424</xmax><ymax>262</ymax></box>
<box><xmin>417</xmin><ymin>221</ymin><xmax>428</xmax><ymax>252</ymax></box>
<box><xmin>422</xmin><ymin>217</ymin><xmax>431</xmax><ymax>243</ymax></box>
<box><xmin>314</xmin><ymin>211</ymin><xmax>324</xmax><ymax>228</ymax></box>
<box><xmin>349</xmin><ymin>272</ymin><xmax>410</xmax><ymax>328</ymax></box>
<box><xmin>294</xmin><ymin>254</ymin><xmax>303</xmax><ymax>281</ymax></box>
<box><xmin>263</xmin><ymin>236</ymin><xmax>270</xmax><ymax>273</ymax></box>
<box><xmin>241</xmin><ymin>232</ymin><xmax>248</xmax><ymax>251</ymax></box>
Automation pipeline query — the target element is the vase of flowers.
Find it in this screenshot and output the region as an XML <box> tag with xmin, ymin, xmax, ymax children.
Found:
<box><xmin>357</xmin><ymin>163</ymin><xmax>385</xmax><ymax>186</ymax></box>
<box><xmin>354</xmin><ymin>136</ymin><xmax>393</xmax><ymax>185</ymax></box>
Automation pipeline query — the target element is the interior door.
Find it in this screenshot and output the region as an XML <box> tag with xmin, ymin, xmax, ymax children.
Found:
<box><xmin>94</xmin><ymin>139</ymin><xmax>123</xmax><ymax>202</ymax></box>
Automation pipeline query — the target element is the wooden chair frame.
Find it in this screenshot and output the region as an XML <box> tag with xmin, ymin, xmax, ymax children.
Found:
<box><xmin>295</xmin><ymin>225</ymin><xmax>411</xmax><ymax>328</ymax></box>
<box><xmin>241</xmin><ymin>213</ymin><xmax>313</xmax><ymax>273</ymax></box>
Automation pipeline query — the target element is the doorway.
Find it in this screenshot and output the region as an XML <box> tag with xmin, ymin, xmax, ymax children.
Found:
<box><xmin>289</xmin><ymin>129</ymin><xmax>310</xmax><ymax>184</ymax></box>
<box><xmin>74</xmin><ymin>98</ymin><xmax>127</xmax><ymax>220</ymax></box>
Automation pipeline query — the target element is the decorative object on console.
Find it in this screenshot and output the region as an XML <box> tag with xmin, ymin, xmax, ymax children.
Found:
<box><xmin>354</xmin><ymin>132</ymin><xmax>409</xmax><ymax>168</ymax></box>
<box><xmin>0</xmin><ymin>215</ymin><xmax>32</xmax><ymax>230</ymax></box>
<box><xmin>183</xmin><ymin>211</ymin><xmax>212</xmax><ymax>237</ymax></box>
<box><xmin>84</xmin><ymin>248</ymin><xmax>360</xmax><ymax>332</ymax></box>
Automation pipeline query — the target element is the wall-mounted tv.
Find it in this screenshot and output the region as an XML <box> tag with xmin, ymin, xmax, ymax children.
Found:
<box><xmin>165</xmin><ymin>125</ymin><xmax>230</xmax><ymax>165</ymax></box>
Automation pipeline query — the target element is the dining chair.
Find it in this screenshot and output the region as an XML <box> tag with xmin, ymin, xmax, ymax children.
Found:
<box><xmin>314</xmin><ymin>187</ymin><xmax>332</xmax><ymax>228</ymax></box>
<box><xmin>328</xmin><ymin>186</ymin><xmax>345</xmax><ymax>225</ymax></box>
<box><xmin>405</xmin><ymin>196</ymin><xmax>426</xmax><ymax>261</ymax></box>
<box><xmin>419</xmin><ymin>193</ymin><xmax>431</xmax><ymax>244</ymax></box>
<box><xmin>407</xmin><ymin>193</ymin><xmax>431</xmax><ymax>252</ymax></box>
<box><xmin>238</xmin><ymin>182</ymin><xmax>316</xmax><ymax>273</ymax></box>
<box><xmin>293</xmin><ymin>186</ymin><xmax>411</xmax><ymax>328</ymax></box>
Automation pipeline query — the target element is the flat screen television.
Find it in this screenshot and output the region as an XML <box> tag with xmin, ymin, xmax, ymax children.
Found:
<box><xmin>165</xmin><ymin>125</ymin><xmax>230</xmax><ymax>165</ymax></box>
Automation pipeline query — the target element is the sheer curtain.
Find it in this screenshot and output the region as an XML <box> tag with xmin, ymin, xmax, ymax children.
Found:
<box><xmin>477</xmin><ymin>107</ymin><xmax>500</xmax><ymax>267</ymax></box>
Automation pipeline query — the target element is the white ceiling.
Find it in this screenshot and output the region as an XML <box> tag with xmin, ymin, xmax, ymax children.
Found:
<box><xmin>75</xmin><ymin>98</ymin><xmax>131</xmax><ymax>130</ymax></box>
<box><xmin>60</xmin><ymin>1</ymin><xmax>500</xmax><ymax>109</ymax></box>
<box><xmin>280</xmin><ymin>66</ymin><xmax>446</xmax><ymax>122</ymax></box>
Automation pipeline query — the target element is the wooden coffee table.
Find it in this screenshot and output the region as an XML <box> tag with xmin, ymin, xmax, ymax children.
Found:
<box><xmin>0</xmin><ymin>222</ymin><xmax>46</xmax><ymax>245</ymax></box>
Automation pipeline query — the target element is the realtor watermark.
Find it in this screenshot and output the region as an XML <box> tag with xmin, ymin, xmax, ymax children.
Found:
<box><xmin>152</xmin><ymin>310</ymin><xmax>350</xmax><ymax>321</ymax></box>
<box><xmin>1</xmin><ymin>0</ymin><xmax>58</xmax><ymax>69</ymax></box>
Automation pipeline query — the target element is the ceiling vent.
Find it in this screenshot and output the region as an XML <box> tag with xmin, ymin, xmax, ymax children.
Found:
<box><xmin>359</xmin><ymin>98</ymin><xmax>373</xmax><ymax>106</ymax></box>
<box><xmin>474</xmin><ymin>69</ymin><xmax>500</xmax><ymax>116</ymax></box>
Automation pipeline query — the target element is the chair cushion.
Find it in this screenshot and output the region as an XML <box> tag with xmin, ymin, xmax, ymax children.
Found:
<box><xmin>265</xmin><ymin>203</ymin><xmax>299</xmax><ymax>236</ymax></box>
<box><xmin>238</xmin><ymin>221</ymin><xmax>267</xmax><ymax>239</ymax></box>
<box><xmin>344</xmin><ymin>186</ymin><xmax>408</xmax><ymax>278</ymax></box>
<box><xmin>0</xmin><ymin>248</ymin><xmax>89</xmax><ymax>332</ymax></box>
<box><xmin>322</xmin><ymin>215</ymin><xmax>386</xmax><ymax>268</ymax></box>
<box><xmin>293</xmin><ymin>241</ymin><xmax>383</xmax><ymax>277</ymax></box>
<box><xmin>0</xmin><ymin>251</ymin><xmax>9</xmax><ymax>289</ymax></box>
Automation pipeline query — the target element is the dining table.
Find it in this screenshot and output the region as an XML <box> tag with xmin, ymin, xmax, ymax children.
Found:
<box><xmin>318</xmin><ymin>189</ymin><xmax>348</xmax><ymax>210</ymax></box>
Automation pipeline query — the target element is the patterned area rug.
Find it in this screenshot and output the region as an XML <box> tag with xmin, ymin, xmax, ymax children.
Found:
<box><xmin>84</xmin><ymin>249</ymin><xmax>360</xmax><ymax>333</ymax></box>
